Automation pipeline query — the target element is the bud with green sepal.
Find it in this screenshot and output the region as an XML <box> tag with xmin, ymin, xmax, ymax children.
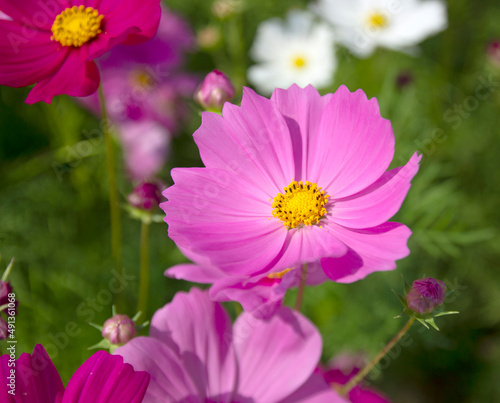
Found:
<box><xmin>89</xmin><ymin>306</ymin><xmax>149</xmax><ymax>353</ymax></box>
<box><xmin>394</xmin><ymin>275</ymin><xmax>459</xmax><ymax>330</ymax></box>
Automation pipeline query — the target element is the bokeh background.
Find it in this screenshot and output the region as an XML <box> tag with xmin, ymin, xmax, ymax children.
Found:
<box><xmin>1</xmin><ymin>0</ymin><xmax>499</xmax><ymax>401</ymax></box>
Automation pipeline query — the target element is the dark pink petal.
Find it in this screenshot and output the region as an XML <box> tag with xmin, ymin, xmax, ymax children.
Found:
<box><xmin>314</xmin><ymin>86</ymin><xmax>395</xmax><ymax>199</ymax></box>
<box><xmin>278</xmin><ymin>373</ymin><xmax>347</xmax><ymax>403</ymax></box>
<box><xmin>149</xmin><ymin>288</ymin><xmax>238</xmax><ymax>399</ymax></box>
<box><xmin>163</xmin><ymin>167</ymin><xmax>287</xmax><ymax>275</ymax></box>
<box><xmin>0</xmin><ymin>21</ymin><xmax>66</xmax><ymax>87</ymax></box>
<box><xmin>271</xmin><ymin>84</ymin><xmax>334</xmax><ymax>180</ymax></box>
<box><xmin>62</xmin><ymin>350</ymin><xmax>149</xmax><ymax>403</ymax></box>
<box><xmin>321</xmin><ymin>222</ymin><xmax>411</xmax><ymax>282</ymax></box>
<box><xmin>234</xmin><ymin>307</ymin><xmax>322</xmax><ymax>402</ymax></box>
<box><xmin>0</xmin><ymin>344</ymin><xmax>64</xmax><ymax>402</ymax></box>
<box><xmin>0</xmin><ymin>0</ymin><xmax>62</xmax><ymax>29</ymax></box>
<box><xmin>115</xmin><ymin>337</ymin><xmax>200</xmax><ymax>402</ymax></box>
<box><xmin>25</xmin><ymin>47</ymin><xmax>100</xmax><ymax>104</ymax></box>
<box><xmin>193</xmin><ymin>87</ymin><xmax>295</xmax><ymax>196</ymax></box>
<box><xmin>86</xmin><ymin>0</ymin><xmax>161</xmax><ymax>59</ymax></box>
<box><xmin>332</xmin><ymin>153</ymin><xmax>421</xmax><ymax>228</ymax></box>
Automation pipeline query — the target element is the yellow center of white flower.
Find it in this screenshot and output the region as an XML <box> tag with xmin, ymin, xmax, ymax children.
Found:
<box><xmin>366</xmin><ymin>12</ymin><xmax>389</xmax><ymax>29</ymax></box>
<box><xmin>292</xmin><ymin>56</ymin><xmax>307</xmax><ymax>69</ymax></box>
<box><xmin>271</xmin><ymin>181</ymin><xmax>329</xmax><ymax>229</ymax></box>
<box><xmin>51</xmin><ymin>6</ymin><xmax>104</xmax><ymax>47</ymax></box>
<box><xmin>267</xmin><ymin>268</ymin><xmax>293</xmax><ymax>279</ymax></box>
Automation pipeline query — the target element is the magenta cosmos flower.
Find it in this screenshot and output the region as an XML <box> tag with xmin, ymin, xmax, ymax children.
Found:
<box><xmin>0</xmin><ymin>0</ymin><xmax>161</xmax><ymax>104</ymax></box>
<box><xmin>115</xmin><ymin>288</ymin><xmax>346</xmax><ymax>402</ymax></box>
<box><xmin>0</xmin><ymin>344</ymin><xmax>149</xmax><ymax>402</ymax></box>
<box><xmin>162</xmin><ymin>84</ymin><xmax>420</xmax><ymax>289</ymax></box>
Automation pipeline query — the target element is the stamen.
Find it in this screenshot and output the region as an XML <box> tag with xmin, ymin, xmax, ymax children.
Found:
<box><xmin>272</xmin><ymin>180</ymin><xmax>329</xmax><ymax>229</ymax></box>
<box><xmin>51</xmin><ymin>6</ymin><xmax>104</xmax><ymax>47</ymax></box>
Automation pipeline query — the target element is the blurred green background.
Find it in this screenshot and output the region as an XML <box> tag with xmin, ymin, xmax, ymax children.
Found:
<box><xmin>1</xmin><ymin>0</ymin><xmax>499</xmax><ymax>402</ymax></box>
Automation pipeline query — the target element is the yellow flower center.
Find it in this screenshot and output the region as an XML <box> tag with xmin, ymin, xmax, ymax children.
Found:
<box><xmin>51</xmin><ymin>6</ymin><xmax>104</xmax><ymax>47</ymax></box>
<box><xmin>292</xmin><ymin>56</ymin><xmax>307</xmax><ymax>69</ymax></box>
<box><xmin>131</xmin><ymin>70</ymin><xmax>155</xmax><ymax>89</ymax></box>
<box><xmin>367</xmin><ymin>12</ymin><xmax>389</xmax><ymax>29</ymax></box>
<box><xmin>267</xmin><ymin>268</ymin><xmax>293</xmax><ymax>279</ymax></box>
<box><xmin>272</xmin><ymin>181</ymin><xmax>329</xmax><ymax>229</ymax></box>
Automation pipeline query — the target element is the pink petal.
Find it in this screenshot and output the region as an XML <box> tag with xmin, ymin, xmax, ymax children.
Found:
<box><xmin>278</xmin><ymin>373</ymin><xmax>348</xmax><ymax>403</ymax></box>
<box><xmin>321</xmin><ymin>222</ymin><xmax>412</xmax><ymax>283</ymax></box>
<box><xmin>332</xmin><ymin>153</ymin><xmax>421</xmax><ymax>228</ymax></box>
<box><xmin>26</xmin><ymin>47</ymin><xmax>100</xmax><ymax>104</ymax></box>
<box><xmin>271</xmin><ymin>84</ymin><xmax>334</xmax><ymax>180</ymax></box>
<box><xmin>166</xmin><ymin>263</ymin><xmax>225</xmax><ymax>283</ymax></box>
<box><xmin>0</xmin><ymin>344</ymin><xmax>64</xmax><ymax>402</ymax></box>
<box><xmin>233</xmin><ymin>307</ymin><xmax>322</xmax><ymax>402</ymax></box>
<box><xmin>119</xmin><ymin>120</ymin><xmax>170</xmax><ymax>181</ymax></box>
<box><xmin>0</xmin><ymin>0</ymin><xmax>62</xmax><ymax>29</ymax></box>
<box><xmin>62</xmin><ymin>350</ymin><xmax>149</xmax><ymax>403</ymax></box>
<box><xmin>150</xmin><ymin>288</ymin><xmax>238</xmax><ymax>400</ymax></box>
<box><xmin>270</xmin><ymin>224</ymin><xmax>348</xmax><ymax>271</ymax></box>
<box><xmin>163</xmin><ymin>167</ymin><xmax>287</xmax><ymax>275</ymax></box>
<box><xmin>193</xmin><ymin>87</ymin><xmax>295</xmax><ymax>196</ymax></box>
<box><xmin>0</xmin><ymin>21</ymin><xmax>67</xmax><ymax>87</ymax></box>
<box><xmin>313</xmin><ymin>86</ymin><xmax>395</xmax><ymax>198</ymax></box>
<box><xmin>115</xmin><ymin>337</ymin><xmax>201</xmax><ymax>402</ymax></box>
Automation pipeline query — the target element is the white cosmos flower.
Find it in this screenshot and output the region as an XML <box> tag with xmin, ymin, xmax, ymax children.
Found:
<box><xmin>311</xmin><ymin>0</ymin><xmax>447</xmax><ymax>58</ymax></box>
<box><xmin>247</xmin><ymin>10</ymin><xmax>336</xmax><ymax>95</ymax></box>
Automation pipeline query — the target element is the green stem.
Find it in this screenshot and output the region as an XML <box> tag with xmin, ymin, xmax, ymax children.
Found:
<box><xmin>137</xmin><ymin>220</ymin><xmax>150</xmax><ymax>319</ymax></box>
<box><xmin>294</xmin><ymin>264</ymin><xmax>308</xmax><ymax>311</ymax></box>
<box><xmin>339</xmin><ymin>316</ymin><xmax>416</xmax><ymax>396</ymax></box>
<box><xmin>98</xmin><ymin>84</ymin><xmax>122</xmax><ymax>277</ymax></box>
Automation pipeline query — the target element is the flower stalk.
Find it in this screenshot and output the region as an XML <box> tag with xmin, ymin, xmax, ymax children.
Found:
<box><xmin>98</xmin><ymin>84</ymin><xmax>123</xmax><ymax>299</ymax></box>
<box><xmin>137</xmin><ymin>220</ymin><xmax>151</xmax><ymax>319</ymax></box>
<box><xmin>294</xmin><ymin>264</ymin><xmax>308</xmax><ymax>311</ymax></box>
<box><xmin>339</xmin><ymin>316</ymin><xmax>416</xmax><ymax>396</ymax></box>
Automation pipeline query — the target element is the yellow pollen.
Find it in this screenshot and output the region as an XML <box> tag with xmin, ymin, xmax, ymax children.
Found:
<box><xmin>51</xmin><ymin>5</ymin><xmax>104</xmax><ymax>47</ymax></box>
<box><xmin>267</xmin><ymin>268</ymin><xmax>293</xmax><ymax>279</ymax></box>
<box><xmin>367</xmin><ymin>12</ymin><xmax>389</xmax><ymax>29</ymax></box>
<box><xmin>292</xmin><ymin>56</ymin><xmax>307</xmax><ymax>69</ymax></box>
<box><xmin>271</xmin><ymin>180</ymin><xmax>329</xmax><ymax>229</ymax></box>
<box><xmin>131</xmin><ymin>70</ymin><xmax>155</xmax><ymax>89</ymax></box>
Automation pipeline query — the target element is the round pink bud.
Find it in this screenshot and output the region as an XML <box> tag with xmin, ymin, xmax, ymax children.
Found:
<box><xmin>0</xmin><ymin>317</ymin><xmax>8</xmax><ymax>340</ymax></box>
<box><xmin>127</xmin><ymin>182</ymin><xmax>162</xmax><ymax>211</ymax></box>
<box><xmin>102</xmin><ymin>314</ymin><xmax>136</xmax><ymax>345</ymax></box>
<box><xmin>406</xmin><ymin>277</ymin><xmax>447</xmax><ymax>314</ymax></box>
<box><xmin>0</xmin><ymin>281</ymin><xmax>15</xmax><ymax>312</ymax></box>
<box><xmin>487</xmin><ymin>40</ymin><xmax>500</xmax><ymax>68</ymax></box>
<box><xmin>194</xmin><ymin>70</ymin><xmax>235</xmax><ymax>110</ymax></box>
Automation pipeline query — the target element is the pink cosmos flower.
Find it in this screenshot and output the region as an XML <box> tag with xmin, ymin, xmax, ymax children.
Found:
<box><xmin>0</xmin><ymin>0</ymin><xmax>161</xmax><ymax>104</ymax></box>
<box><xmin>115</xmin><ymin>287</ymin><xmax>347</xmax><ymax>402</ymax></box>
<box><xmin>162</xmin><ymin>85</ymin><xmax>420</xmax><ymax>293</ymax></box>
<box><xmin>0</xmin><ymin>344</ymin><xmax>149</xmax><ymax>402</ymax></box>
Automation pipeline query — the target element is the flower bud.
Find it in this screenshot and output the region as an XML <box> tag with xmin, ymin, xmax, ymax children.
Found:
<box><xmin>487</xmin><ymin>40</ymin><xmax>500</xmax><ymax>68</ymax></box>
<box><xmin>406</xmin><ymin>277</ymin><xmax>446</xmax><ymax>314</ymax></box>
<box><xmin>194</xmin><ymin>70</ymin><xmax>235</xmax><ymax>111</ymax></box>
<box><xmin>102</xmin><ymin>314</ymin><xmax>136</xmax><ymax>346</ymax></box>
<box><xmin>127</xmin><ymin>182</ymin><xmax>162</xmax><ymax>211</ymax></box>
<box><xmin>0</xmin><ymin>281</ymin><xmax>13</xmax><ymax>308</ymax></box>
<box><xmin>0</xmin><ymin>317</ymin><xmax>8</xmax><ymax>339</ymax></box>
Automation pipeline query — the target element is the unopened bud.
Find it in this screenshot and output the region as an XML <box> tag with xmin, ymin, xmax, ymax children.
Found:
<box><xmin>487</xmin><ymin>40</ymin><xmax>500</xmax><ymax>68</ymax></box>
<box><xmin>102</xmin><ymin>314</ymin><xmax>136</xmax><ymax>346</ymax></box>
<box><xmin>127</xmin><ymin>182</ymin><xmax>162</xmax><ymax>211</ymax></box>
<box><xmin>406</xmin><ymin>277</ymin><xmax>446</xmax><ymax>314</ymax></box>
<box><xmin>194</xmin><ymin>70</ymin><xmax>235</xmax><ymax>111</ymax></box>
<box><xmin>0</xmin><ymin>317</ymin><xmax>7</xmax><ymax>339</ymax></box>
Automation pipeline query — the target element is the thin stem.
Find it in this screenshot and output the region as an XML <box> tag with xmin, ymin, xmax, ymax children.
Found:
<box><xmin>98</xmin><ymin>85</ymin><xmax>122</xmax><ymax>277</ymax></box>
<box><xmin>339</xmin><ymin>316</ymin><xmax>416</xmax><ymax>396</ymax></box>
<box><xmin>137</xmin><ymin>220</ymin><xmax>150</xmax><ymax>319</ymax></box>
<box><xmin>294</xmin><ymin>264</ymin><xmax>308</xmax><ymax>311</ymax></box>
